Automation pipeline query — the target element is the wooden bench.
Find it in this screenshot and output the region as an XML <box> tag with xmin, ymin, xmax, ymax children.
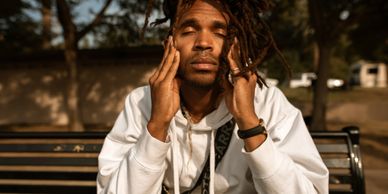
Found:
<box><xmin>0</xmin><ymin>127</ymin><xmax>365</xmax><ymax>194</ymax></box>
<box><xmin>0</xmin><ymin>132</ymin><xmax>105</xmax><ymax>194</ymax></box>
<box><xmin>311</xmin><ymin>126</ymin><xmax>365</xmax><ymax>194</ymax></box>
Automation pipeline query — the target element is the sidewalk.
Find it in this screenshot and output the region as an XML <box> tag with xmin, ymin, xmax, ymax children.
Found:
<box><xmin>365</xmin><ymin>169</ymin><xmax>388</xmax><ymax>194</ymax></box>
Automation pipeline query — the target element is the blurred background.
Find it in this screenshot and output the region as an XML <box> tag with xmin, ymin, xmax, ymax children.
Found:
<box><xmin>0</xmin><ymin>0</ymin><xmax>387</xmax><ymax>193</ymax></box>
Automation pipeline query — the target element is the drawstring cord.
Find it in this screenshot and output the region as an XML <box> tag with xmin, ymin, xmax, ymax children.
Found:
<box><xmin>170</xmin><ymin>123</ymin><xmax>180</xmax><ymax>194</ymax></box>
<box><xmin>210</xmin><ymin>130</ymin><xmax>215</xmax><ymax>194</ymax></box>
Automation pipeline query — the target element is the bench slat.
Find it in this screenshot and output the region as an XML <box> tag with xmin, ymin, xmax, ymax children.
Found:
<box><xmin>323</xmin><ymin>158</ymin><xmax>351</xmax><ymax>168</ymax></box>
<box><xmin>0</xmin><ymin>157</ymin><xmax>97</xmax><ymax>166</ymax></box>
<box><xmin>316</xmin><ymin>144</ymin><xmax>349</xmax><ymax>153</ymax></box>
<box><xmin>0</xmin><ymin>165</ymin><xmax>97</xmax><ymax>172</ymax></box>
<box><xmin>0</xmin><ymin>171</ymin><xmax>97</xmax><ymax>180</ymax></box>
<box><xmin>0</xmin><ymin>144</ymin><xmax>102</xmax><ymax>153</ymax></box>
<box><xmin>0</xmin><ymin>185</ymin><xmax>95</xmax><ymax>194</ymax></box>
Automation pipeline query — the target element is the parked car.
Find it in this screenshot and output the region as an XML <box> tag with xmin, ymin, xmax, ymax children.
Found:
<box><xmin>289</xmin><ymin>72</ymin><xmax>344</xmax><ymax>89</ymax></box>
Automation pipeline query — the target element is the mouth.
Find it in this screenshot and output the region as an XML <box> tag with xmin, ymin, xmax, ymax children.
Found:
<box><xmin>191</xmin><ymin>58</ymin><xmax>218</xmax><ymax>71</ymax></box>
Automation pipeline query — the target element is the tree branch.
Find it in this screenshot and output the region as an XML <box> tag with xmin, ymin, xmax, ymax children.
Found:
<box><xmin>76</xmin><ymin>0</ymin><xmax>113</xmax><ymax>41</ymax></box>
<box><xmin>56</xmin><ymin>0</ymin><xmax>76</xmax><ymax>36</ymax></box>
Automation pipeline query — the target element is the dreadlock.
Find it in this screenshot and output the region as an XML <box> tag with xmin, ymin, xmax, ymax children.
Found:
<box><xmin>142</xmin><ymin>0</ymin><xmax>290</xmax><ymax>87</ymax></box>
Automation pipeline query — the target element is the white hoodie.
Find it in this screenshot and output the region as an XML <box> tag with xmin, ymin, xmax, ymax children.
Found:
<box><xmin>97</xmin><ymin>85</ymin><xmax>329</xmax><ymax>194</ymax></box>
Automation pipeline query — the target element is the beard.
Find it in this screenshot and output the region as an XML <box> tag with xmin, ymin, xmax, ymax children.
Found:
<box><xmin>177</xmin><ymin>52</ymin><xmax>222</xmax><ymax>89</ymax></box>
<box><xmin>177</xmin><ymin>68</ymin><xmax>219</xmax><ymax>89</ymax></box>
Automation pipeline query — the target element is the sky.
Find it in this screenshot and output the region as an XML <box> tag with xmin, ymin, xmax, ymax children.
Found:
<box><xmin>25</xmin><ymin>0</ymin><xmax>163</xmax><ymax>48</ymax></box>
<box><xmin>26</xmin><ymin>0</ymin><xmax>120</xmax><ymax>48</ymax></box>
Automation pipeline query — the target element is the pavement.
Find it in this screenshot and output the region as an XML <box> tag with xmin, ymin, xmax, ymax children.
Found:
<box><xmin>365</xmin><ymin>169</ymin><xmax>388</xmax><ymax>194</ymax></box>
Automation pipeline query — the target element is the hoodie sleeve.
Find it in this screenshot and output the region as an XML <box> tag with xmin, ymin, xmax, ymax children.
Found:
<box><xmin>242</xmin><ymin>87</ymin><xmax>329</xmax><ymax>194</ymax></box>
<box><xmin>97</xmin><ymin>87</ymin><xmax>171</xmax><ymax>194</ymax></box>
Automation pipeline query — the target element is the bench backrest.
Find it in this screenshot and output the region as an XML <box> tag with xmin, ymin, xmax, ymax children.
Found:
<box><xmin>311</xmin><ymin>126</ymin><xmax>365</xmax><ymax>194</ymax></box>
<box><xmin>0</xmin><ymin>128</ymin><xmax>365</xmax><ymax>194</ymax></box>
<box><xmin>0</xmin><ymin>132</ymin><xmax>105</xmax><ymax>194</ymax></box>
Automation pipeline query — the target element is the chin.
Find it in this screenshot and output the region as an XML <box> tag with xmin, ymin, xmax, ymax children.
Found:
<box><xmin>185</xmin><ymin>75</ymin><xmax>218</xmax><ymax>89</ymax></box>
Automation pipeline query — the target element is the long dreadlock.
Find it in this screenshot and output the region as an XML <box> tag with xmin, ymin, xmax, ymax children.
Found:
<box><xmin>143</xmin><ymin>0</ymin><xmax>290</xmax><ymax>87</ymax></box>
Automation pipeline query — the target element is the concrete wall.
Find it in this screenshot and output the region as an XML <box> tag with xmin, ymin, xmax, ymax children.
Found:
<box><xmin>0</xmin><ymin>48</ymin><xmax>161</xmax><ymax>127</ymax></box>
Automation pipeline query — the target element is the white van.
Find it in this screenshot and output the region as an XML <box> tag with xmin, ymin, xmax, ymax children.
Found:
<box><xmin>349</xmin><ymin>61</ymin><xmax>387</xmax><ymax>88</ymax></box>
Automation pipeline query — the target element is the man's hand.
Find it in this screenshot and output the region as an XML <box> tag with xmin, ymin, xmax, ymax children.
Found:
<box><xmin>147</xmin><ymin>36</ymin><xmax>181</xmax><ymax>141</ymax></box>
<box><xmin>222</xmin><ymin>39</ymin><xmax>266</xmax><ymax>151</ymax></box>
<box><xmin>223</xmin><ymin>39</ymin><xmax>259</xmax><ymax>129</ymax></box>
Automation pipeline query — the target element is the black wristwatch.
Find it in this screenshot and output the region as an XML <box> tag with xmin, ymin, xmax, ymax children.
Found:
<box><xmin>237</xmin><ymin>119</ymin><xmax>267</xmax><ymax>139</ymax></box>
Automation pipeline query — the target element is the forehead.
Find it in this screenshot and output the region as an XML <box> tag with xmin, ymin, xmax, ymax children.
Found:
<box><xmin>177</xmin><ymin>0</ymin><xmax>229</xmax><ymax>26</ymax></box>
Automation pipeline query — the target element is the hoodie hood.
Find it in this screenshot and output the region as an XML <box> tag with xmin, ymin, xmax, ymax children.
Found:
<box><xmin>174</xmin><ymin>99</ymin><xmax>233</xmax><ymax>131</ymax></box>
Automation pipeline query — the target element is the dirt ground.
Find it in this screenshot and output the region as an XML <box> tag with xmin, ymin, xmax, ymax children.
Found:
<box><xmin>328</xmin><ymin>120</ymin><xmax>388</xmax><ymax>194</ymax></box>
<box><xmin>283</xmin><ymin>87</ymin><xmax>388</xmax><ymax>193</ymax></box>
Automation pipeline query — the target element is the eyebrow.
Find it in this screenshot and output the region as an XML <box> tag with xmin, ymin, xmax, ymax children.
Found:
<box><xmin>178</xmin><ymin>18</ymin><xmax>227</xmax><ymax>31</ymax></box>
<box><xmin>212</xmin><ymin>21</ymin><xmax>227</xmax><ymax>31</ymax></box>
<box><xmin>178</xmin><ymin>19</ymin><xmax>200</xmax><ymax>30</ymax></box>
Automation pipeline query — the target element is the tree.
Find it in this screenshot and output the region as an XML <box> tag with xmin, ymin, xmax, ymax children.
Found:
<box><xmin>0</xmin><ymin>1</ymin><xmax>42</xmax><ymax>53</ymax></box>
<box><xmin>265</xmin><ymin>0</ymin><xmax>313</xmax><ymax>82</ymax></box>
<box><xmin>307</xmin><ymin>0</ymin><xmax>369</xmax><ymax>130</ymax></box>
<box><xmin>40</xmin><ymin>0</ymin><xmax>52</xmax><ymax>50</ymax></box>
<box><xmin>92</xmin><ymin>0</ymin><xmax>167</xmax><ymax>48</ymax></box>
<box><xmin>55</xmin><ymin>0</ymin><xmax>112</xmax><ymax>131</ymax></box>
<box><xmin>348</xmin><ymin>0</ymin><xmax>388</xmax><ymax>63</ymax></box>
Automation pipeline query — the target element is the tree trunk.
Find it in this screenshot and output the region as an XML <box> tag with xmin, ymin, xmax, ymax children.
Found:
<box><xmin>310</xmin><ymin>44</ymin><xmax>330</xmax><ymax>131</ymax></box>
<box><xmin>308</xmin><ymin>0</ymin><xmax>331</xmax><ymax>131</ymax></box>
<box><xmin>56</xmin><ymin>0</ymin><xmax>112</xmax><ymax>131</ymax></box>
<box><xmin>41</xmin><ymin>0</ymin><xmax>52</xmax><ymax>50</ymax></box>
<box><xmin>312</xmin><ymin>41</ymin><xmax>319</xmax><ymax>72</ymax></box>
<box><xmin>64</xmin><ymin>40</ymin><xmax>84</xmax><ymax>132</ymax></box>
<box><xmin>56</xmin><ymin>0</ymin><xmax>85</xmax><ymax>131</ymax></box>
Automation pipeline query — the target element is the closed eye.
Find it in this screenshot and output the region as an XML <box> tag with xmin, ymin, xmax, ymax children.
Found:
<box><xmin>214</xmin><ymin>30</ymin><xmax>226</xmax><ymax>38</ymax></box>
<box><xmin>181</xmin><ymin>27</ymin><xmax>196</xmax><ymax>36</ymax></box>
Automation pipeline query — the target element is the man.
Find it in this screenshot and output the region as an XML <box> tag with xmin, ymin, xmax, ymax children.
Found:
<box><xmin>97</xmin><ymin>0</ymin><xmax>328</xmax><ymax>193</ymax></box>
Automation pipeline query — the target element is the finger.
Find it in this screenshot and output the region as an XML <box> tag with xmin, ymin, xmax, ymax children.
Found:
<box><xmin>157</xmin><ymin>38</ymin><xmax>177</xmax><ymax>80</ymax></box>
<box><xmin>228</xmin><ymin>39</ymin><xmax>243</xmax><ymax>78</ymax></box>
<box><xmin>149</xmin><ymin>68</ymin><xmax>159</xmax><ymax>84</ymax></box>
<box><xmin>152</xmin><ymin>36</ymin><xmax>172</xmax><ymax>81</ymax></box>
<box><xmin>227</xmin><ymin>43</ymin><xmax>239</xmax><ymax>71</ymax></box>
<box><xmin>165</xmin><ymin>51</ymin><xmax>180</xmax><ymax>81</ymax></box>
<box><xmin>159</xmin><ymin>36</ymin><xmax>173</xmax><ymax>69</ymax></box>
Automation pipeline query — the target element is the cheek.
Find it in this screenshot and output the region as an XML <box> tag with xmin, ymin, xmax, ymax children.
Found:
<box><xmin>175</xmin><ymin>43</ymin><xmax>190</xmax><ymax>63</ymax></box>
<box><xmin>215</xmin><ymin>39</ymin><xmax>225</xmax><ymax>54</ymax></box>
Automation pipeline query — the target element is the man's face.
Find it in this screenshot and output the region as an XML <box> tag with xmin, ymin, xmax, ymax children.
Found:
<box><xmin>174</xmin><ymin>0</ymin><xmax>228</xmax><ymax>88</ymax></box>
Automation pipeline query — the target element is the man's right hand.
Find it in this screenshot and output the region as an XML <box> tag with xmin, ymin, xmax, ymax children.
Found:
<box><xmin>147</xmin><ymin>36</ymin><xmax>181</xmax><ymax>142</ymax></box>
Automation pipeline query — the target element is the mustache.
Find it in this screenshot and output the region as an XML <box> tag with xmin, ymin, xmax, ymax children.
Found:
<box><xmin>188</xmin><ymin>53</ymin><xmax>219</xmax><ymax>65</ymax></box>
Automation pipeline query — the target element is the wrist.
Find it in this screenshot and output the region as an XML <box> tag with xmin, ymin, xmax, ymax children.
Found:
<box><xmin>147</xmin><ymin>120</ymin><xmax>169</xmax><ymax>141</ymax></box>
<box><xmin>235</xmin><ymin>115</ymin><xmax>260</xmax><ymax>130</ymax></box>
<box><xmin>237</xmin><ymin>119</ymin><xmax>266</xmax><ymax>139</ymax></box>
<box><xmin>237</xmin><ymin>118</ymin><xmax>267</xmax><ymax>151</ymax></box>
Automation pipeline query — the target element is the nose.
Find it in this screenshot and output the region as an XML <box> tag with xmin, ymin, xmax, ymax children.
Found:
<box><xmin>193</xmin><ymin>31</ymin><xmax>213</xmax><ymax>52</ymax></box>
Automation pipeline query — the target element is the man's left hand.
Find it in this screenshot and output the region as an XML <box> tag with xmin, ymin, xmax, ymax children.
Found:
<box><xmin>222</xmin><ymin>39</ymin><xmax>260</xmax><ymax>130</ymax></box>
